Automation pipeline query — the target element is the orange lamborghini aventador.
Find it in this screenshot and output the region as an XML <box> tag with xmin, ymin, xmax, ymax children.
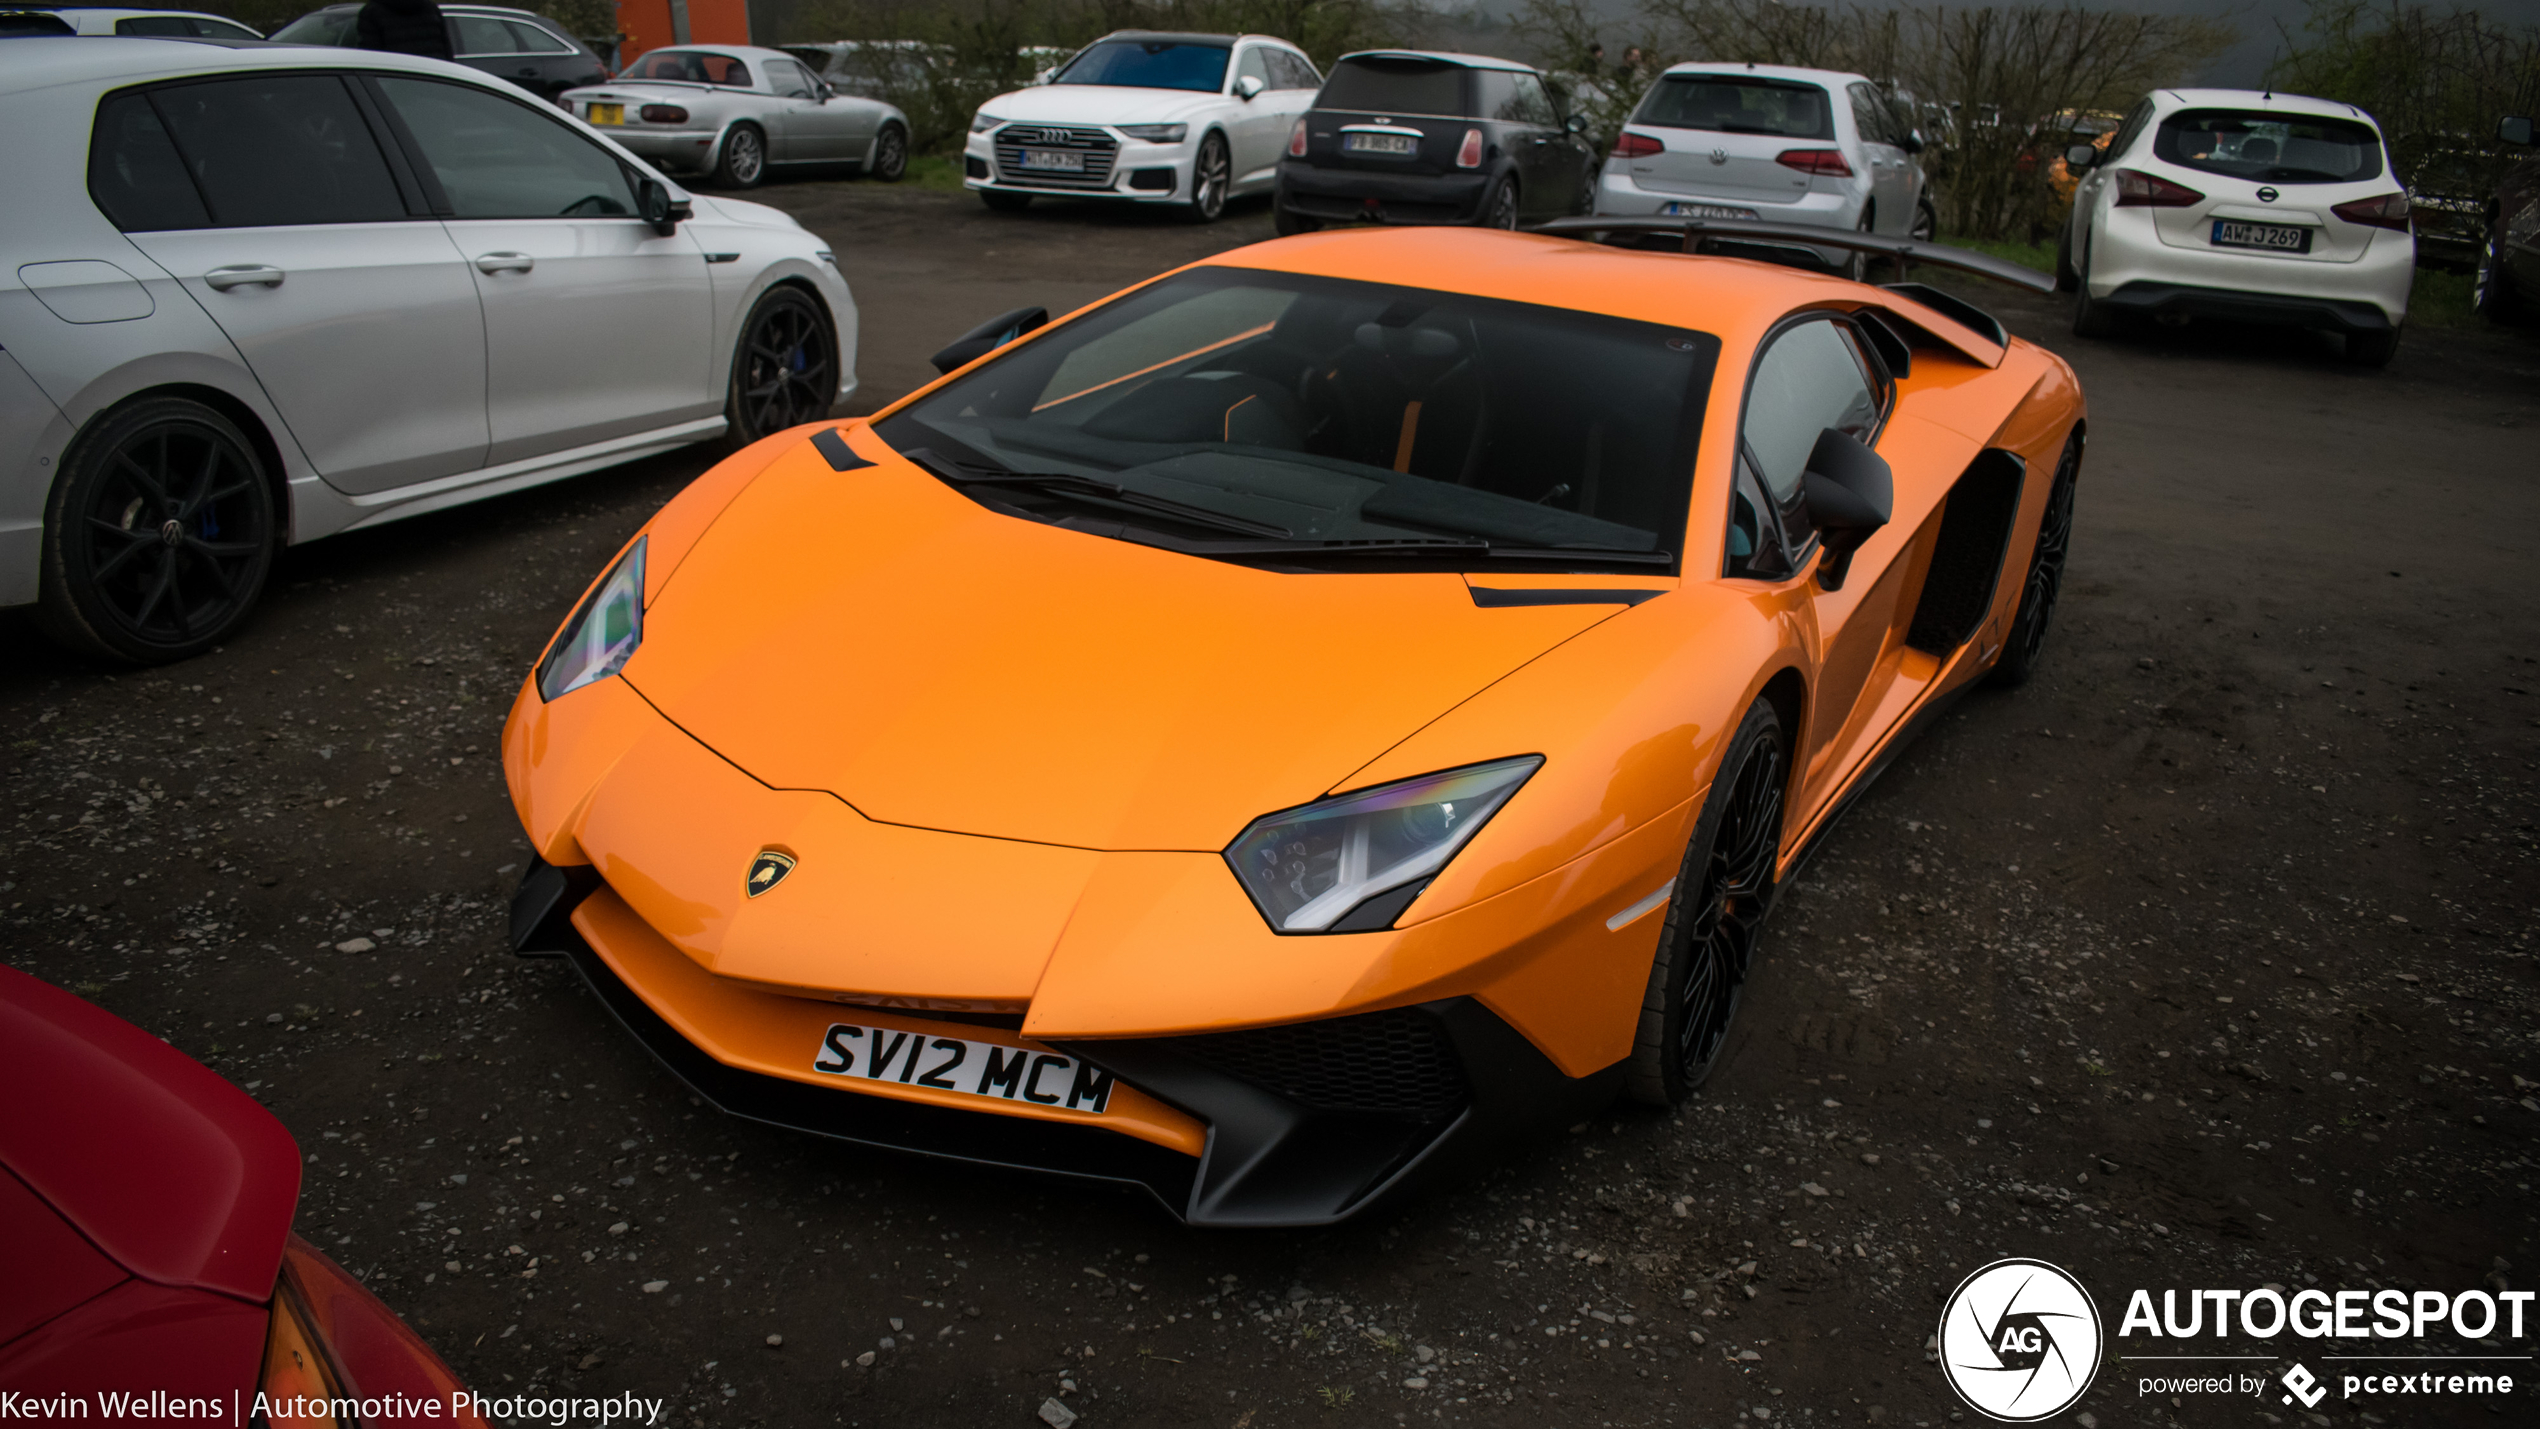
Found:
<box><xmin>500</xmin><ymin>219</ymin><xmax>2082</xmax><ymax>1226</ymax></box>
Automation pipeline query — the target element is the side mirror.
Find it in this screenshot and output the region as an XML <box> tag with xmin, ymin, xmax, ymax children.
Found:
<box><xmin>638</xmin><ymin>177</ymin><xmax>687</xmax><ymax>237</ymax></box>
<box><xmin>1565</xmin><ymin>113</ymin><xmax>1589</xmax><ymax>135</ymax></box>
<box><xmin>1800</xmin><ymin>427</ymin><xmax>1891</xmax><ymax>592</ymax></box>
<box><xmin>2064</xmin><ymin>142</ymin><xmax>2099</xmax><ymax>169</ymax></box>
<box><xmin>1901</xmin><ymin>129</ymin><xmax>1925</xmax><ymax>155</ymax></box>
<box><xmin>1234</xmin><ymin>74</ymin><xmax>1264</xmax><ymax>101</ymax></box>
<box><xmin>816</xmin><ymin>81</ymin><xmax>834</xmax><ymax>103</ymax></box>
<box><xmin>930</xmin><ymin>305</ymin><xmax>1049</xmax><ymax>375</ymax></box>
<box><xmin>2502</xmin><ymin>115</ymin><xmax>2535</xmax><ymax>147</ymax></box>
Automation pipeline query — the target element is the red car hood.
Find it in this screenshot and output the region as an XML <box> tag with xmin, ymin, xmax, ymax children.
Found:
<box><xmin>0</xmin><ymin>966</ymin><xmax>299</xmax><ymax>1303</ymax></box>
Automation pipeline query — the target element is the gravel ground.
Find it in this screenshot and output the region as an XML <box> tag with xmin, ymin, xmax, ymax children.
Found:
<box><xmin>4</xmin><ymin>179</ymin><xmax>2537</xmax><ymax>1429</ymax></box>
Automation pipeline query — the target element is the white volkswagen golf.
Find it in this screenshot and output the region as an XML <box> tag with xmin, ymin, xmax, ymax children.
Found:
<box><xmin>2059</xmin><ymin>88</ymin><xmax>2413</xmax><ymax>365</ymax></box>
<box><xmin>963</xmin><ymin>30</ymin><xmax>1321</xmax><ymax>221</ymax></box>
<box><xmin>0</xmin><ymin>39</ymin><xmax>856</xmax><ymax>663</ymax></box>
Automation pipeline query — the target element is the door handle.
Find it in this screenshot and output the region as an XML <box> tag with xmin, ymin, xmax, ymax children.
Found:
<box><xmin>475</xmin><ymin>252</ymin><xmax>535</xmax><ymax>274</ymax></box>
<box><xmin>204</xmin><ymin>265</ymin><xmax>283</xmax><ymax>291</ymax></box>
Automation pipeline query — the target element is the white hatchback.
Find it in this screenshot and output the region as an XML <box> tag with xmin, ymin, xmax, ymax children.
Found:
<box><xmin>2060</xmin><ymin>88</ymin><xmax>2413</xmax><ymax>365</ymax></box>
<box><xmin>963</xmin><ymin>30</ymin><xmax>1321</xmax><ymax>221</ymax></box>
<box><xmin>1592</xmin><ymin>62</ymin><xmax>1933</xmax><ymax>275</ymax></box>
<box><xmin>0</xmin><ymin>40</ymin><xmax>856</xmax><ymax>663</ymax></box>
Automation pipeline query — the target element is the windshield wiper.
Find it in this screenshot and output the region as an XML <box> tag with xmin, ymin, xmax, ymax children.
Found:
<box><xmin>902</xmin><ymin>447</ymin><xmax>1293</xmax><ymax>540</ymax></box>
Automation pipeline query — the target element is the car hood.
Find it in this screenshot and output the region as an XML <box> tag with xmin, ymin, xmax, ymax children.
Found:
<box><xmin>979</xmin><ymin>83</ymin><xmax>1227</xmax><ymax>128</ymax></box>
<box><xmin>688</xmin><ymin>194</ymin><xmax>800</xmax><ymax>228</ymax></box>
<box><xmin>619</xmin><ymin>430</ymin><xmax>1621</xmax><ymax>852</ymax></box>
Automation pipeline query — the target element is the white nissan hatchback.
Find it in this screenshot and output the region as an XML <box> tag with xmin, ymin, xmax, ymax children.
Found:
<box><xmin>2059</xmin><ymin>88</ymin><xmax>2413</xmax><ymax>365</ymax></box>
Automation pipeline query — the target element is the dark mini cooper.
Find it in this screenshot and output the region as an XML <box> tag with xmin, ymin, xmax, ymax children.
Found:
<box><xmin>1273</xmin><ymin>49</ymin><xmax>1599</xmax><ymax>234</ymax></box>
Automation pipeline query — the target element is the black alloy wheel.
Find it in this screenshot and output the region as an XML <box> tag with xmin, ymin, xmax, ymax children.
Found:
<box><xmin>2473</xmin><ymin>231</ymin><xmax>2521</xmax><ymax>324</ymax></box>
<box><xmin>1627</xmin><ymin>698</ymin><xmax>1786</xmax><ymax>1104</ymax></box>
<box><xmin>1188</xmin><ymin>132</ymin><xmax>1230</xmax><ymax>222</ymax></box>
<box><xmin>1481</xmin><ymin>175</ymin><xmax>1520</xmax><ymax>230</ymax></box>
<box><xmin>37</xmin><ymin>396</ymin><xmax>275</xmax><ymax>664</ymax></box>
<box><xmin>1988</xmin><ymin>431</ymin><xmax>2080</xmax><ymax>688</ymax></box>
<box><xmin>726</xmin><ymin>287</ymin><xmax>834</xmax><ymax>444</ymax></box>
<box><xmin>716</xmin><ymin>123</ymin><xmax>766</xmax><ymax>188</ymax></box>
<box><xmin>870</xmin><ymin>123</ymin><xmax>908</xmax><ymax>183</ymax></box>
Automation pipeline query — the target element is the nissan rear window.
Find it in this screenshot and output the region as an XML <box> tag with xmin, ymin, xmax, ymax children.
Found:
<box><xmin>1317</xmin><ymin>57</ymin><xmax>1468</xmax><ymax>116</ymax></box>
<box><xmin>1633</xmin><ymin>75</ymin><xmax>1833</xmax><ymax>140</ymax></box>
<box><xmin>2152</xmin><ymin>109</ymin><xmax>2383</xmax><ymax>184</ymax></box>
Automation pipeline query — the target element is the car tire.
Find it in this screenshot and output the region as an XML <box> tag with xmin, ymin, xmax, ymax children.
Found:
<box><xmin>869</xmin><ymin>123</ymin><xmax>908</xmax><ymax>183</ymax></box>
<box><xmin>1574</xmin><ymin>162</ymin><xmax>1599</xmax><ymax>217</ymax></box>
<box><xmin>1840</xmin><ymin>206</ymin><xmax>1874</xmax><ymax>281</ymax></box>
<box><xmin>1272</xmin><ymin>194</ymin><xmax>1320</xmax><ymax>236</ymax></box>
<box><xmin>2053</xmin><ymin>221</ymin><xmax>2080</xmax><ymax>292</ymax></box>
<box><xmin>1625</xmin><ymin>696</ymin><xmax>1785</xmax><ymax>1105</ymax></box>
<box><xmin>2069</xmin><ymin>236</ymin><xmax>2121</xmax><ymax>338</ymax></box>
<box><xmin>35</xmin><ymin>395</ymin><xmax>276</xmax><ymax>666</ymax></box>
<box><xmin>1910</xmin><ymin>196</ymin><xmax>1938</xmax><ymax>243</ymax></box>
<box><xmin>1987</xmin><ymin>431</ymin><xmax>2080</xmax><ymax>690</ymax></box>
<box><xmin>1480</xmin><ymin>174</ymin><xmax>1519</xmax><ymax>230</ymax></box>
<box><xmin>724</xmin><ymin>286</ymin><xmax>835</xmax><ymax>445</ymax></box>
<box><xmin>2343</xmin><ymin>324</ymin><xmax>2401</xmax><ymax>368</ymax></box>
<box><xmin>715</xmin><ymin>123</ymin><xmax>766</xmax><ymax>189</ymax></box>
<box><xmin>979</xmin><ymin>188</ymin><xmax>1032</xmax><ymax>212</ymax></box>
<box><xmin>1187</xmin><ymin>132</ymin><xmax>1230</xmax><ymax>222</ymax></box>
<box><xmin>2473</xmin><ymin>231</ymin><xmax>2521</xmax><ymax>324</ymax></box>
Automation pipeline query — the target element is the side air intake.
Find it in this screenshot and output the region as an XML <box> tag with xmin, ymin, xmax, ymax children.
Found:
<box><xmin>1906</xmin><ymin>449</ymin><xmax>2026</xmax><ymax>655</ymax></box>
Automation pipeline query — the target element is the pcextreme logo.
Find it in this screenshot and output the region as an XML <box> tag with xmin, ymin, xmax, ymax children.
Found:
<box><xmin>1937</xmin><ymin>1259</ymin><xmax>2104</xmax><ymax>1421</ymax></box>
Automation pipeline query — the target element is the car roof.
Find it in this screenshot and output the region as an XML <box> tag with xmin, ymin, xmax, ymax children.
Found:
<box><xmin>1655</xmin><ymin>61</ymin><xmax>1868</xmax><ymax>89</ymax></box>
<box><xmin>1089</xmin><ymin>29</ymin><xmax>1237</xmax><ymax>46</ymax></box>
<box><xmin>625</xmin><ymin>44</ymin><xmax>804</xmax><ymax>65</ymax></box>
<box><xmin>0</xmin><ymin>33</ymin><xmax>534</xmax><ymax>90</ymax></box>
<box><xmin>1332</xmin><ymin>48</ymin><xmax>1535</xmax><ymax>74</ymax></box>
<box><xmin>2152</xmin><ymin>87</ymin><xmax>2374</xmax><ymax>126</ymax></box>
<box><xmin>304</xmin><ymin>1</ymin><xmax>543</xmax><ymax>13</ymax></box>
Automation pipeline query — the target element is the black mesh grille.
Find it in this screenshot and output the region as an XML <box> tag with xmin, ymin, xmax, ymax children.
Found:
<box><xmin>1165</xmin><ymin>1007</ymin><xmax>1468</xmax><ymax>1120</ymax></box>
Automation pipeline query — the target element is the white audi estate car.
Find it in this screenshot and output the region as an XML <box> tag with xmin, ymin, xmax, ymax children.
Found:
<box><xmin>562</xmin><ymin>45</ymin><xmax>911</xmax><ymax>190</ymax></box>
<box><xmin>0</xmin><ymin>40</ymin><xmax>856</xmax><ymax>663</ymax></box>
<box><xmin>1593</xmin><ymin>61</ymin><xmax>1933</xmax><ymax>276</ymax></box>
<box><xmin>2058</xmin><ymin>88</ymin><xmax>2413</xmax><ymax>366</ymax></box>
<box><xmin>964</xmin><ymin>30</ymin><xmax>1321</xmax><ymax>221</ymax></box>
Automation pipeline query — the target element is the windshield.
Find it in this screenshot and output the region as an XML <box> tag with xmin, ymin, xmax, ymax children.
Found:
<box><xmin>269</xmin><ymin>11</ymin><xmax>356</xmax><ymax>43</ymax></box>
<box><xmin>874</xmin><ymin>268</ymin><xmax>1718</xmax><ymax>572</ymax></box>
<box><xmin>1318</xmin><ymin>57</ymin><xmax>1468</xmax><ymax>116</ymax></box>
<box><xmin>620</xmin><ymin>49</ymin><xmax>754</xmax><ymax>86</ymax></box>
<box><xmin>1052</xmin><ymin>39</ymin><xmax>1230</xmax><ymax>92</ymax></box>
<box><xmin>1635</xmin><ymin>75</ymin><xmax>1834</xmax><ymax>139</ymax></box>
<box><xmin>2153</xmin><ymin>109</ymin><xmax>2382</xmax><ymax>184</ymax></box>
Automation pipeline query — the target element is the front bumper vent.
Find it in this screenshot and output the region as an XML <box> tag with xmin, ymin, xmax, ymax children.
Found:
<box><xmin>1160</xmin><ymin>1006</ymin><xmax>1469</xmax><ymax>1121</ymax></box>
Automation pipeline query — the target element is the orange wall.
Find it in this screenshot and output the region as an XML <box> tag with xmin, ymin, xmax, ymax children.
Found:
<box><xmin>614</xmin><ymin>0</ymin><xmax>751</xmax><ymax>67</ymax></box>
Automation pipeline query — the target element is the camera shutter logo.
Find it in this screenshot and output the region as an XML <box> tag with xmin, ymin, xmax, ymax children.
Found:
<box><xmin>1937</xmin><ymin>1258</ymin><xmax>2103</xmax><ymax>1421</ymax></box>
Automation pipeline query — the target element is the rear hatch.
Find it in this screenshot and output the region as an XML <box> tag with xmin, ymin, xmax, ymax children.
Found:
<box><xmin>1618</xmin><ymin>72</ymin><xmax>1834</xmax><ymax>206</ymax></box>
<box><xmin>2141</xmin><ymin>107</ymin><xmax>2394</xmax><ymax>264</ymax></box>
<box><xmin>1297</xmin><ymin>54</ymin><xmax>1471</xmax><ymax>177</ymax></box>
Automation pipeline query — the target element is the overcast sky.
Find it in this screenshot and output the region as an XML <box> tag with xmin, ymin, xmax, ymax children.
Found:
<box><xmin>1482</xmin><ymin>0</ymin><xmax>2540</xmax><ymax>87</ymax></box>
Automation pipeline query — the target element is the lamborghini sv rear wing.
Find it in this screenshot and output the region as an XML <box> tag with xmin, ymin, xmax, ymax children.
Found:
<box><xmin>1531</xmin><ymin>215</ymin><xmax>2058</xmax><ymax>296</ymax></box>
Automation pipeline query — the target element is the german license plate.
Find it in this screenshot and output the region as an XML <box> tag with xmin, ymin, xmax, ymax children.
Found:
<box><xmin>587</xmin><ymin>103</ymin><xmax>623</xmax><ymax>126</ymax></box>
<box><xmin>1662</xmin><ymin>201</ymin><xmax>1760</xmax><ymax>220</ymax></box>
<box><xmin>2212</xmin><ymin>219</ymin><xmax>2310</xmax><ymax>253</ymax></box>
<box><xmin>812</xmin><ymin>1022</ymin><xmax>1114</xmax><ymax>1114</ymax></box>
<box><xmin>1344</xmin><ymin>131</ymin><xmax>1418</xmax><ymax>156</ymax></box>
<box><xmin>1020</xmin><ymin>148</ymin><xmax>1084</xmax><ymax>172</ymax></box>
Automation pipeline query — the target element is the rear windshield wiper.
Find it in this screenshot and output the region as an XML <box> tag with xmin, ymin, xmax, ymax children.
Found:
<box><xmin>902</xmin><ymin>446</ymin><xmax>1295</xmax><ymax>540</ymax></box>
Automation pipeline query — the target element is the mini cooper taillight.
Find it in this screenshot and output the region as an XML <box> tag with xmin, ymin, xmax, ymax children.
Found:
<box><xmin>1456</xmin><ymin>127</ymin><xmax>1484</xmax><ymax>168</ymax></box>
<box><xmin>2113</xmin><ymin>167</ymin><xmax>2203</xmax><ymax>207</ymax></box>
<box><xmin>2331</xmin><ymin>191</ymin><xmax>2411</xmax><ymax>231</ymax></box>
<box><xmin>1775</xmin><ymin>148</ymin><xmax>1852</xmax><ymax>177</ymax></box>
<box><xmin>1288</xmin><ymin>118</ymin><xmax>1308</xmax><ymax>157</ymax></box>
<box><xmin>639</xmin><ymin>103</ymin><xmax>688</xmax><ymax>124</ymax></box>
<box><xmin>1611</xmin><ymin>130</ymin><xmax>1663</xmax><ymax>159</ymax></box>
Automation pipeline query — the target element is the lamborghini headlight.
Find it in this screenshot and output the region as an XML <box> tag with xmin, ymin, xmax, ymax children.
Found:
<box><xmin>537</xmin><ymin>538</ymin><xmax>644</xmax><ymax>702</ymax></box>
<box><xmin>1117</xmin><ymin>123</ymin><xmax>1188</xmax><ymax>143</ymax></box>
<box><xmin>1225</xmin><ymin>756</ymin><xmax>1542</xmax><ymax>933</ymax></box>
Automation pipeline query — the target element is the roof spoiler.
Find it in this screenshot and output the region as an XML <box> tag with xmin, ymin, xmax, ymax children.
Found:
<box><xmin>1529</xmin><ymin>216</ymin><xmax>2057</xmax><ymax>297</ymax></box>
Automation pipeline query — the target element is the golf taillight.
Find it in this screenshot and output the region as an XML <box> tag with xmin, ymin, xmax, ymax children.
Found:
<box><xmin>2113</xmin><ymin>168</ymin><xmax>2203</xmax><ymax>207</ymax></box>
<box><xmin>1611</xmin><ymin>130</ymin><xmax>1663</xmax><ymax>159</ymax></box>
<box><xmin>1776</xmin><ymin>148</ymin><xmax>1852</xmax><ymax>177</ymax></box>
<box><xmin>639</xmin><ymin>104</ymin><xmax>687</xmax><ymax>124</ymax></box>
<box><xmin>2331</xmin><ymin>191</ymin><xmax>2411</xmax><ymax>231</ymax></box>
<box><xmin>1287</xmin><ymin>119</ymin><xmax>1307</xmax><ymax>157</ymax></box>
<box><xmin>1456</xmin><ymin>127</ymin><xmax>1484</xmax><ymax>168</ymax></box>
